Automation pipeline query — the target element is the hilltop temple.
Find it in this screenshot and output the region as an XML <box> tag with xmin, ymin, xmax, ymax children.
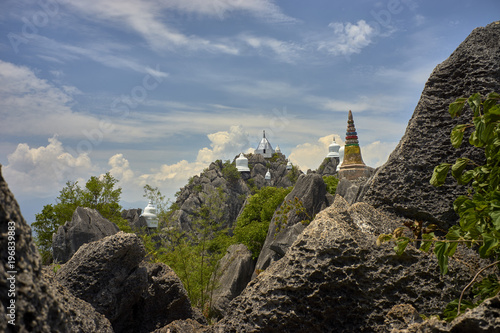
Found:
<box><xmin>254</xmin><ymin>130</ymin><xmax>275</xmax><ymax>158</ymax></box>
<box><xmin>337</xmin><ymin>110</ymin><xmax>373</xmax><ymax>180</ymax></box>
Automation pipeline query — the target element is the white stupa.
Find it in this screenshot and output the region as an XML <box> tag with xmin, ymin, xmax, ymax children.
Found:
<box><xmin>326</xmin><ymin>137</ymin><xmax>341</xmax><ymax>159</ymax></box>
<box><xmin>286</xmin><ymin>161</ymin><xmax>293</xmax><ymax>170</ymax></box>
<box><xmin>337</xmin><ymin>146</ymin><xmax>345</xmax><ymax>171</ymax></box>
<box><xmin>275</xmin><ymin>145</ymin><xmax>282</xmax><ymax>154</ymax></box>
<box><xmin>255</xmin><ymin>130</ymin><xmax>275</xmax><ymax>158</ymax></box>
<box><xmin>265</xmin><ymin>169</ymin><xmax>271</xmax><ymax>180</ymax></box>
<box><xmin>235</xmin><ymin>153</ymin><xmax>250</xmax><ymax>172</ymax></box>
<box><xmin>141</xmin><ymin>200</ymin><xmax>158</xmax><ymax>228</ymax></box>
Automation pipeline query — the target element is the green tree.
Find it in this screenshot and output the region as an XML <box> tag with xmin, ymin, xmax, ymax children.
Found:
<box><xmin>233</xmin><ymin>186</ymin><xmax>292</xmax><ymax>258</ymax></box>
<box><xmin>32</xmin><ymin>173</ymin><xmax>129</xmax><ymax>263</ymax></box>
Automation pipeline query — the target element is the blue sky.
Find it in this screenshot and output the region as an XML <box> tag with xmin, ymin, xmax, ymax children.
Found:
<box><xmin>1</xmin><ymin>0</ymin><xmax>499</xmax><ymax>224</ymax></box>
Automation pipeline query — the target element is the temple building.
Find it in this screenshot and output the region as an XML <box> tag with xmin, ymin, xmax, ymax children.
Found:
<box><xmin>235</xmin><ymin>153</ymin><xmax>250</xmax><ymax>172</ymax></box>
<box><xmin>255</xmin><ymin>130</ymin><xmax>275</xmax><ymax>158</ymax></box>
<box><xmin>141</xmin><ymin>201</ymin><xmax>159</xmax><ymax>228</ymax></box>
<box><xmin>326</xmin><ymin>137</ymin><xmax>341</xmax><ymax>163</ymax></box>
<box><xmin>338</xmin><ymin>110</ymin><xmax>373</xmax><ymax>180</ymax></box>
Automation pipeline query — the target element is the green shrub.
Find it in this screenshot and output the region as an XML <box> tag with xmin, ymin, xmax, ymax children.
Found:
<box><xmin>323</xmin><ymin>175</ymin><xmax>339</xmax><ymax>195</ymax></box>
<box><xmin>233</xmin><ymin>186</ymin><xmax>291</xmax><ymax>259</ymax></box>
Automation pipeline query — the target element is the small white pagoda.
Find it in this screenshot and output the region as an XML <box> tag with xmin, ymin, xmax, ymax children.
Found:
<box><xmin>141</xmin><ymin>201</ymin><xmax>158</xmax><ymax>228</ymax></box>
<box><xmin>235</xmin><ymin>153</ymin><xmax>250</xmax><ymax>172</ymax></box>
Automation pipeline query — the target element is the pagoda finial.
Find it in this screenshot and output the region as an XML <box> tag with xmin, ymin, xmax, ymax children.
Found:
<box><xmin>263</xmin><ymin>130</ymin><xmax>266</xmax><ymax>138</ymax></box>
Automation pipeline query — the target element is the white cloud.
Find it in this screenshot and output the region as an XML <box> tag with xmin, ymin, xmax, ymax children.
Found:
<box><xmin>59</xmin><ymin>0</ymin><xmax>241</xmax><ymax>54</ymax></box>
<box><xmin>288</xmin><ymin>134</ymin><xmax>344</xmax><ymax>171</ymax></box>
<box><xmin>110</xmin><ymin>125</ymin><xmax>252</xmax><ymax>202</ymax></box>
<box><xmin>319</xmin><ymin>20</ymin><xmax>375</xmax><ymax>56</ymax></box>
<box><xmin>360</xmin><ymin>141</ymin><xmax>397</xmax><ymax>168</ymax></box>
<box><xmin>163</xmin><ymin>0</ymin><xmax>296</xmax><ymax>22</ymax></box>
<box><xmin>3</xmin><ymin>136</ymin><xmax>96</xmax><ymax>197</ymax></box>
<box><xmin>240</xmin><ymin>35</ymin><xmax>301</xmax><ymax>63</ymax></box>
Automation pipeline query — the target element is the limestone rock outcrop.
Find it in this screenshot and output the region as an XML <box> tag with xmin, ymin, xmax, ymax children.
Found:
<box><xmin>55</xmin><ymin>231</ymin><xmax>202</xmax><ymax>333</ymax></box>
<box><xmin>55</xmin><ymin>232</ymin><xmax>147</xmax><ymax>332</ymax></box>
<box><xmin>253</xmin><ymin>173</ymin><xmax>334</xmax><ymax>275</ymax></box>
<box><xmin>209</xmin><ymin>196</ymin><xmax>479</xmax><ymax>332</ymax></box>
<box><xmin>172</xmin><ymin>154</ymin><xmax>300</xmax><ymax>232</ymax></box>
<box><xmin>360</xmin><ymin>22</ymin><xmax>500</xmax><ymax>228</ymax></box>
<box><xmin>396</xmin><ymin>295</ymin><xmax>500</xmax><ymax>332</ymax></box>
<box><xmin>315</xmin><ymin>157</ymin><xmax>339</xmax><ymax>176</ymax></box>
<box><xmin>211</xmin><ymin>244</ymin><xmax>255</xmax><ymax>318</ymax></box>
<box><xmin>122</xmin><ymin>208</ymin><xmax>148</xmax><ymax>230</ymax></box>
<box><xmin>0</xmin><ymin>165</ymin><xmax>113</xmax><ymax>332</ymax></box>
<box><xmin>52</xmin><ymin>206</ymin><xmax>120</xmax><ymax>263</ymax></box>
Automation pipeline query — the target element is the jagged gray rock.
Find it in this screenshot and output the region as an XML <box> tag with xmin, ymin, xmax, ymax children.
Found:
<box><xmin>397</xmin><ymin>295</ymin><xmax>500</xmax><ymax>332</ymax></box>
<box><xmin>253</xmin><ymin>173</ymin><xmax>334</xmax><ymax>276</ymax></box>
<box><xmin>0</xmin><ymin>165</ymin><xmax>113</xmax><ymax>333</ymax></box>
<box><xmin>361</xmin><ymin>22</ymin><xmax>500</xmax><ymax>229</ymax></box>
<box><xmin>52</xmin><ymin>206</ymin><xmax>120</xmax><ymax>263</ymax></box>
<box><xmin>211</xmin><ymin>244</ymin><xmax>255</xmax><ymax>318</ymax></box>
<box><xmin>209</xmin><ymin>196</ymin><xmax>479</xmax><ymax>333</ymax></box>
<box><xmin>336</xmin><ymin>177</ymin><xmax>372</xmax><ymax>205</ymax></box>
<box><xmin>55</xmin><ymin>231</ymin><xmax>147</xmax><ymax>332</ymax></box>
<box><xmin>315</xmin><ymin>157</ymin><xmax>339</xmax><ymax>176</ymax></box>
<box><xmin>172</xmin><ymin>154</ymin><xmax>301</xmax><ymax>233</ymax></box>
<box><xmin>55</xmin><ymin>231</ymin><xmax>203</xmax><ymax>333</ymax></box>
<box><xmin>136</xmin><ymin>262</ymin><xmax>206</xmax><ymax>333</ymax></box>
<box><xmin>122</xmin><ymin>208</ymin><xmax>147</xmax><ymax>230</ymax></box>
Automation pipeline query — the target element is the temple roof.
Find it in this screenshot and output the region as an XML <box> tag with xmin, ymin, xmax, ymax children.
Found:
<box><xmin>256</xmin><ymin>130</ymin><xmax>274</xmax><ymax>152</ymax></box>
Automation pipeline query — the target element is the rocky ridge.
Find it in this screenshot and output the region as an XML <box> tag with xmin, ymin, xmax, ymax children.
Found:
<box><xmin>171</xmin><ymin>153</ymin><xmax>301</xmax><ymax>232</ymax></box>
<box><xmin>360</xmin><ymin>22</ymin><xmax>500</xmax><ymax>228</ymax></box>
<box><xmin>0</xmin><ymin>165</ymin><xmax>113</xmax><ymax>332</ymax></box>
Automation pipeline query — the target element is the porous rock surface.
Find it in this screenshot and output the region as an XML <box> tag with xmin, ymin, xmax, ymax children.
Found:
<box><xmin>397</xmin><ymin>294</ymin><xmax>500</xmax><ymax>332</ymax></box>
<box><xmin>55</xmin><ymin>231</ymin><xmax>202</xmax><ymax>333</ymax></box>
<box><xmin>209</xmin><ymin>195</ymin><xmax>478</xmax><ymax>333</ymax></box>
<box><xmin>0</xmin><ymin>165</ymin><xmax>113</xmax><ymax>333</ymax></box>
<box><xmin>361</xmin><ymin>22</ymin><xmax>500</xmax><ymax>228</ymax></box>
<box><xmin>52</xmin><ymin>206</ymin><xmax>120</xmax><ymax>263</ymax></box>
<box><xmin>254</xmin><ymin>173</ymin><xmax>334</xmax><ymax>275</ymax></box>
<box><xmin>211</xmin><ymin>244</ymin><xmax>255</xmax><ymax>318</ymax></box>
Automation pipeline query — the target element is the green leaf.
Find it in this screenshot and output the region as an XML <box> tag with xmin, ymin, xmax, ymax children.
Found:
<box><xmin>451</xmin><ymin>158</ymin><xmax>470</xmax><ymax>180</ymax></box>
<box><xmin>489</xmin><ymin>210</ymin><xmax>500</xmax><ymax>231</ymax></box>
<box><xmin>458</xmin><ymin>170</ymin><xmax>474</xmax><ymax>185</ymax></box>
<box><xmin>376</xmin><ymin>233</ymin><xmax>393</xmax><ymax>246</ymax></box>
<box><xmin>479</xmin><ymin>232</ymin><xmax>499</xmax><ymax>258</ymax></box>
<box><xmin>469</xmin><ymin>130</ymin><xmax>483</xmax><ymax>147</ymax></box>
<box><xmin>450</xmin><ymin>124</ymin><xmax>467</xmax><ymax>148</ymax></box>
<box><xmin>449</xmin><ymin>97</ymin><xmax>467</xmax><ymax>118</ymax></box>
<box><xmin>430</xmin><ymin>163</ymin><xmax>451</xmax><ymax>187</ymax></box>
<box><xmin>468</xmin><ymin>93</ymin><xmax>482</xmax><ymax>117</ymax></box>
<box><xmin>394</xmin><ymin>237</ymin><xmax>410</xmax><ymax>256</ymax></box>
<box><xmin>442</xmin><ymin>299</ymin><xmax>474</xmax><ymax>322</ymax></box>
<box><xmin>434</xmin><ymin>241</ymin><xmax>450</xmax><ymax>275</ymax></box>
<box><xmin>453</xmin><ymin>196</ymin><xmax>469</xmax><ymax>213</ymax></box>
<box><xmin>487</xmin><ymin>105</ymin><xmax>500</xmax><ymax>116</ymax></box>
<box><xmin>419</xmin><ymin>233</ymin><xmax>434</xmax><ymax>252</ymax></box>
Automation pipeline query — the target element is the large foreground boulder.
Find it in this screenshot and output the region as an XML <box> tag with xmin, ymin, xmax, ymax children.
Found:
<box><xmin>0</xmin><ymin>165</ymin><xmax>113</xmax><ymax>332</ymax></box>
<box><xmin>361</xmin><ymin>22</ymin><xmax>500</xmax><ymax>228</ymax></box>
<box><xmin>209</xmin><ymin>196</ymin><xmax>479</xmax><ymax>332</ymax></box>
<box><xmin>254</xmin><ymin>173</ymin><xmax>333</xmax><ymax>275</ymax></box>
<box><xmin>55</xmin><ymin>231</ymin><xmax>203</xmax><ymax>333</ymax></box>
<box><xmin>52</xmin><ymin>206</ymin><xmax>120</xmax><ymax>263</ymax></box>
